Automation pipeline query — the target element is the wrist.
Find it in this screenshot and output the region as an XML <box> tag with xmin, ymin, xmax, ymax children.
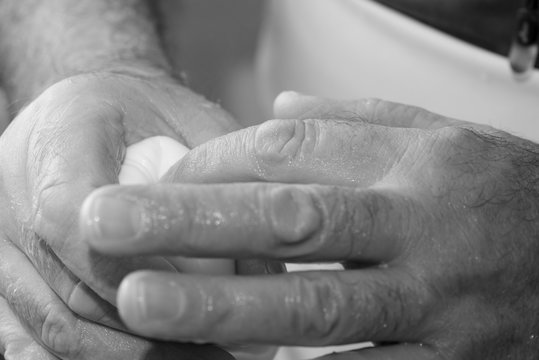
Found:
<box><xmin>0</xmin><ymin>0</ymin><xmax>170</xmax><ymax>111</ymax></box>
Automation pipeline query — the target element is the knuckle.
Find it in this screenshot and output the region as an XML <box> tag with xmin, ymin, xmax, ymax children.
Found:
<box><xmin>36</xmin><ymin>76</ymin><xmax>94</xmax><ymax>116</ymax></box>
<box><xmin>432</xmin><ymin>126</ymin><xmax>494</xmax><ymax>177</ymax></box>
<box><xmin>40</xmin><ymin>304</ymin><xmax>81</xmax><ymax>358</ymax></box>
<box><xmin>289</xmin><ymin>276</ymin><xmax>345</xmax><ymax>344</ymax></box>
<box><xmin>375</xmin><ymin>272</ymin><xmax>430</xmax><ymax>337</ymax></box>
<box><xmin>435</xmin><ymin>126</ymin><xmax>489</xmax><ymax>152</ymax></box>
<box><xmin>436</xmin><ymin>125</ymin><xmax>470</xmax><ymax>143</ymax></box>
<box><xmin>322</xmin><ymin>188</ymin><xmax>379</xmax><ymax>259</ymax></box>
<box><xmin>253</xmin><ymin>119</ymin><xmax>316</xmax><ymax>179</ymax></box>
<box><xmin>326</xmin><ymin>189</ymin><xmax>411</xmax><ymax>260</ymax></box>
<box><xmin>266</xmin><ymin>186</ymin><xmax>322</xmax><ymax>255</ymax></box>
<box><xmin>371</xmin><ymin>281</ymin><xmax>408</xmax><ymax>334</ymax></box>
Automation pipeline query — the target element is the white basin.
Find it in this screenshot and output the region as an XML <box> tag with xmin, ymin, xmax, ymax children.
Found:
<box><xmin>257</xmin><ymin>0</ymin><xmax>539</xmax><ymax>142</ymax></box>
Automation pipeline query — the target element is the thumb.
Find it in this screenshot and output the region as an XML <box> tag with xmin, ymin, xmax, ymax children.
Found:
<box><xmin>273</xmin><ymin>91</ymin><xmax>464</xmax><ymax>129</ymax></box>
<box><xmin>6</xmin><ymin>96</ymin><xmax>174</xmax><ymax>309</ymax></box>
<box><xmin>156</xmin><ymin>84</ymin><xmax>241</xmax><ymax>147</ymax></box>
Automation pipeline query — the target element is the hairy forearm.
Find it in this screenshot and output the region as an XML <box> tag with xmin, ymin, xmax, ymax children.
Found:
<box><xmin>0</xmin><ymin>0</ymin><xmax>170</xmax><ymax>112</ymax></box>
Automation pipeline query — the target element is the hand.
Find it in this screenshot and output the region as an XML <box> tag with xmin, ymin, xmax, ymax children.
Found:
<box><xmin>0</xmin><ymin>234</ymin><xmax>228</xmax><ymax>360</ymax></box>
<box><xmin>0</xmin><ymin>69</ymin><xmax>238</xmax><ymax>358</ymax></box>
<box><xmin>82</xmin><ymin>92</ymin><xmax>539</xmax><ymax>359</ymax></box>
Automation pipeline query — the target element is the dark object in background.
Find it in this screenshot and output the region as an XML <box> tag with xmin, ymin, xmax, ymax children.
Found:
<box><xmin>374</xmin><ymin>0</ymin><xmax>521</xmax><ymax>57</ymax></box>
<box><xmin>508</xmin><ymin>0</ymin><xmax>539</xmax><ymax>76</ymax></box>
<box><xmin>236</xmin><ymin>259</ymin><xmax>287</xmax><ymax>276</ymax></box>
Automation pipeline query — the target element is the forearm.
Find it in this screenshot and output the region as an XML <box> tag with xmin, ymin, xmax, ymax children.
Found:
<box><xmin>0</xmin><ymin>0</ymin><xmax>170</xmax><ymax>112</ymax></box>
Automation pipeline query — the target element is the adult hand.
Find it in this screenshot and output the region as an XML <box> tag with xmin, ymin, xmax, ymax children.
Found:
<box><xmin>0</xmin><ymin>70</ymin><xmax>237</xmax><ymax>358</ymax></box>
<box><xmin>83</xmin><ymin>92</ymin><xmax>539</xmax><ymax>359</ymax></box>
<box><xmin>0</xmin><ymin>234</ymin><xmax>229</xmax><ymax>360</ymax></box>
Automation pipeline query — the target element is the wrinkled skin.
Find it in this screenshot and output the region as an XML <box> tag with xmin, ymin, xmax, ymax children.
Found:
<box><xmin>83</xmin><ymin>92</ymin><xmax>539</xmax><ymax>360</ymax></box>
<box><xmin>0</xmin><ymin>71</ymin><xmax>237</xmax><ymax>359</ymax></box>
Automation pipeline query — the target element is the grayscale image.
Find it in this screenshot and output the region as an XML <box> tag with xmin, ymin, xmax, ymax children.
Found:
<box><xmin>0</xmin><ymin>1</ymin><xmax>537</xmax><ymax>359</ymax></box>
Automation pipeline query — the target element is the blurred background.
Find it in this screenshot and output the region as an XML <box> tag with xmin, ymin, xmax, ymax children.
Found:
<box><xmin>0</xmin><ymin>0</ymin><xmax>266</xmax><ymax>133</ymax></box>
<box><xmin>160</xmin><ymin>0</ymin><xmax>265</xmax><ymax>127</ymax></box>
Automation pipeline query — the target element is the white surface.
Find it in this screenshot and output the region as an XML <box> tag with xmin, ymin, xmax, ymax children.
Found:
<box><xmin>257</xmin><ymin>0</ymin><xmax>539</xmax><ymax>142</ymax></box>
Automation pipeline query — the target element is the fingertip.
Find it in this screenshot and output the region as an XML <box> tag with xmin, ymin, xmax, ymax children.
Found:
<box><xmin>273</xmin><ymin>91</ymin><xmax>314</xmax><ymax>118</ymax></box>
<box><xmin>79</xmin><ymin>186</ymin><xmax>110</xmax><ymax>249</ymax></box>
<box><xmin>79</xmin><ymin>185</ymin><xmax>141</xmax><ymax>253</ymax></box>
<box><xmin>117</xmin><ymin>271</ymin><xmax>190</xmax><ymax>340</ymax></box>
<box><xmin>117</xmin><ymin>272</ymin><xmax>141</xmax><ymax>328</ymax></box>
<box><xmin>273</xmin><ymin>91</ymin><xmax>303</xmax><ymax>106</ymax></box>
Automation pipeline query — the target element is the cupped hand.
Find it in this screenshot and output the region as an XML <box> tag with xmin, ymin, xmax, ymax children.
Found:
<box><xmin>83</xmin><ymin>92</ymin><xmax>539</xmax><ymax>359</ymax></box>
<box><xmin>0</xmin><ymin>69</ymin><xmax>238</xmax><ymax>358</ymax></box>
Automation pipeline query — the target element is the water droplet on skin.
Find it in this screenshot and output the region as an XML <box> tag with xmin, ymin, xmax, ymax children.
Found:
<box><xmin>119</xmin><ymin>136</ymin><xmax>236</xmax><ymax>276</ymax></box>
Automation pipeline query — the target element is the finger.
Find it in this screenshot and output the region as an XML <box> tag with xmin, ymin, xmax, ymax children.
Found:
<box><xmin>82</xmin><ymin>183</ymin><xmax>416</xmax><ymax>264</ymax></box>
<box><xmin>21</xmin><ymin>229</ymin><xmax>125</xmax><ymax>330</ymax></box>
<box><xmin>3</xmin><ymin>99</ymin><xmax>176</xmax><ymax>307</ymax></box>
<box><xmin>0</xmin><ymin>237</ymin><xmax>232</xmax><ymax>360</ymax></box>
<box><xmin>117</xmin><ymin>135</ymin><xmax>236</xmax><ymax>276</ymax></box>
<box><xmin>315</xmin><ymin>343</ymin><xmax>440</xmax><ymax>360</ymax></box>
<box><xmin>273</xmin><ymin>91</ymin><xmax>466</xmax><ymax>129</ymax></box>
<box><xmin>164</xmin><ymin>117</ymin><xmax>419</xmax><ymax>187</ymax></box>
<box><xmin>0</xmin><ymin>297</ymin><xmax>59</xmax><ymax>360</ymax></box>
<box><xmin>117</xmin><ymin>268</ymin><xmax>430</xmax><ymax>345</ymax></box>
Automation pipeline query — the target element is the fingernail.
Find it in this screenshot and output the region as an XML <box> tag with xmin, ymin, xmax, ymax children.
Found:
<box><xmin>85</xmin><ymin>196</ymin><xmax>143</xmax><ymax>245</ymax></box>
<box><xmin>269</xmin><ymin>188</ymin><xmax>321</xmax><ymax>243</ymax></box>
<box><xmin>123</xmin><ymin>276</ymin><xmax>187</xmax><ymax>324</ymax></box>
<box><xmin>273</xmin><ymin>91</ymin><xmax>317</xmax><ymax>119</ymax></box>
